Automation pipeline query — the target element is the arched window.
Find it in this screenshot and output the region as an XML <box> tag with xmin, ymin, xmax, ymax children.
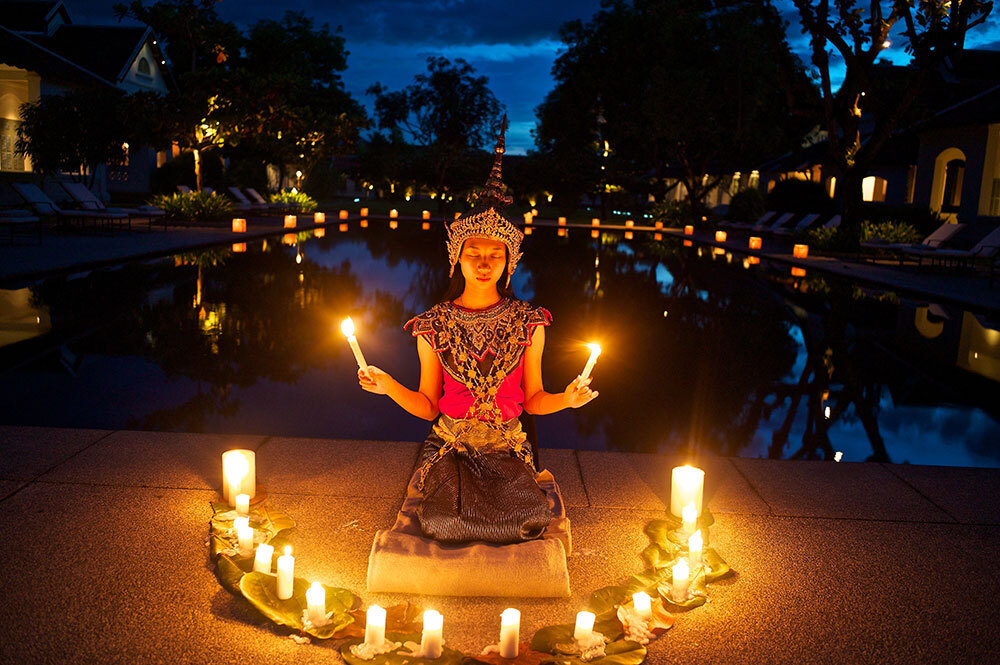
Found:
<box><xmin>941</xmin><ymin>159</ymin><xmax>965</xmax><ymax>211</ymax></box>
<box><xmin>137</xmin><ymin>57</ymin><xmax>151</xmax><ymax>76</ymax></box>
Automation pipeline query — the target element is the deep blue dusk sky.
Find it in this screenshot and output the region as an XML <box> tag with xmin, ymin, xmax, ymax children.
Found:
<box><xmin>69</xmin><ymin>0</ymin><xmax>1000</xmax><ymax>154</ymax></box>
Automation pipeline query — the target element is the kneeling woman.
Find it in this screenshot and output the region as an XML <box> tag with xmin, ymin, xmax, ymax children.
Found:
<box><xmin>357</xmin><ymin>120</ymin><xmax>597</xmax><ymax>545</ymax></box>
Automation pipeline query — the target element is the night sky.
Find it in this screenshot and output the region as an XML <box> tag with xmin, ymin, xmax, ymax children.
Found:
<box><xmin>68</xmin><ymin>0</ymin><xmax>1000</xmax><ymax>154</ymax></box>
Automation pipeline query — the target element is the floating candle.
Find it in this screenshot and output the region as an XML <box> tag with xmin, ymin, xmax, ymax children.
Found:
<box><xmin>341</xmin><ymin>317</ymin><xmax>368</xmax><ymax>372</ymax></box>
<box><xmin>671</xmin><ymin>559</ymin><xmax>690</xmax><ymax>602</ymax></box>
<box><xmin>670</xmin><ymin>465</ymin><xmax>704</xmax><ymax>518</ymax></box>
<box><xmin>499</xmin><ymin>608</ymin><xmax>520</xmax><ymax>658</ymax></box>
<box><xmin>421</xmin><ymin>610</ymin><xmax>443</xmax><ymax>659</ymax></box>
<box><xmin>276</xmin><ymin>546</ymin><xmax>294</xmax><ymax>600</ymax></box>
<box><xmin>573</xmin><ymin>611</ymin><xmax>595</xmax><ymax>642</ymax></box>
<box><xmin>579</xmin><ymin>343</ymin><xmax>602</xmax><ymax>381</ymax></box>
<box><xmin>253</xmin><ymin>543</ymin><xmax>274</xmax><ymax>573</ymax></box>
<box><xmin>632</xmin><ymin>591</ymin><xmax>652</xmax><ymax>620</ymax></box>
<box><xmin>306</xmin><ymin>582</ymin><xmax>326</xmax><ymax>625</ymax></box>
<box><xmin>365</xmin><ymin>604</ymin><xmax>386</xmax><ymax>648</ymax></box>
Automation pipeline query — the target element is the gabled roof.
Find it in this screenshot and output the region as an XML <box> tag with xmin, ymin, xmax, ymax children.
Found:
<box><xmin>0</xmin><ymin>23</ymin><xmax>115</xmax><ymax>87</ymax></box>
<box><xmin>0</xmin><ymin>1</ymin><xmax>65</xmax><ymax>33</ymax></box>
<box><xmin>26</xmin><ymin>24</ymin><xmax>161</xmax><ymax>84</ymax></box>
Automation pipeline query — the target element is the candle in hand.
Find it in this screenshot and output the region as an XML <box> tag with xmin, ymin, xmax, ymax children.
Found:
<box><xmin>499</xmin><ymin>608</ymin><xmax>520</xmax><ymax>658</ymax></box>
<box><xmin>306</xmin><ymin>582</ymin><xmax>326</xmax><ymax>625</ymax></box>
<box><xmin>579</xmin><ymin>343</ymin><xmax>602</xmax><ymax>381</ymax></box>
<box><xmin>235</xmin><ymin>517</ymin><xmax>253</xmax><ymax>555</ymax></box>
<box><xmin>341</xmin><ymin>317</ymin><xmax>368</xmax><ymax>372</ymax></box>
<box><xmin>421</xmin><ymin>610</ymin><xmax>443</xmax><ymax>659</ymax></box>
<box><xmin>276</xmin><ymin>546</ymin><xmax>294</xmax><ymax>600</ymax></box>
<box><xmin>688</xmin><ymin>529</ymin><xmax>704</xmax><ymax>568</ymax></box>
<box><xmin>573</xmin><ymin>611</ymin><xmax>595</xmax><ymax>642</ymax></box>
<box><xmin>671</xmin><ymin>559</ymin><xmax>690</xmax><ymax>602</ymax></box>
<box><xmin>253</xmin><ymin>543</ymin><xmax>274</xmax><ymax>573</ymax></box>
<box><xmin>235</xmin><ymin>493</ymin><xmax>250</xmax><ymax>517</ymax></box>
<box><xmin>365</xmin><ymin>604</ymin><xmax>386</xmax><ymax>648</ymax></box>
<box><xmin>632</xmin><ymin>591</ymin><xmax>652</xmax><ymax>620</ymax></box>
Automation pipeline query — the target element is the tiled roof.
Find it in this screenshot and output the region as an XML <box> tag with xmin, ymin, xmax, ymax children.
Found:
<box><xmin>27</xmin><ymin>25</ymin><xmax>150</xmax><ymax>83</ymax></box>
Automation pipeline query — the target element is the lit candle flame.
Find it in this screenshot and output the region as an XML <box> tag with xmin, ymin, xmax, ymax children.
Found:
<box><xmin>586</xmin><ymin>342</ymin><xmax>602</xmax><ymax>358</ymax></box>
<box><xmin>284</xmin><ymin>545</ymin><xmax>292</xmax><ymax>556</ymax></box>
<box><xmin>341</xmin><ymin>317</ymin><xmax>356</xmax><ymax>338</ymax></box>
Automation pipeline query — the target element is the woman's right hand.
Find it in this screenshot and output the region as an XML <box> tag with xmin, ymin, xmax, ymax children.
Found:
<box><xmin>358</xmin><ymin>365</ymin><xmax>391</xmax><ymax>395</ymax></box>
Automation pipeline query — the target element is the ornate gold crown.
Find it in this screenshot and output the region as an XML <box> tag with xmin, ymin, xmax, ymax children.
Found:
<box><xmin>446</xmin><ymin>115</ymin><xmax>523</xmax><ymax>286</ymax></box>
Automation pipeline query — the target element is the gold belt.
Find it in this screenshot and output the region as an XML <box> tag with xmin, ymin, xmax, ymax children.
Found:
<box><xmin>417</xmin><ymin>414</ymin><xmax>534</xmax><ymax>490</ymax></box>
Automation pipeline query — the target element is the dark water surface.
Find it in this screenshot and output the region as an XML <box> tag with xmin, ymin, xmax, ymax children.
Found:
<box><xmin>1</xmin><ymin>223</ymin><xmax>998</xmax><ymax>467</ymax></box>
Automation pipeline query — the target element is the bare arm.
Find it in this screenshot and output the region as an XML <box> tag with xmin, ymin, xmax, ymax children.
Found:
<box><xmin>522</xmin><ymin>326</ymin><xmax>598</xmax><ymax>415</ymax></box>
<box><xmin>358</xmin><ymin>335</ymin><xmax>442</xmax><ymax>421</ymax></box>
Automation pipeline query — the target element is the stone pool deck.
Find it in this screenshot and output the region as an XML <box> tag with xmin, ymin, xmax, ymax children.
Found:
<box><xmin>0</xmin><ymin>425</ymin><xmax>997</xmax><ymax>664</ymax></box>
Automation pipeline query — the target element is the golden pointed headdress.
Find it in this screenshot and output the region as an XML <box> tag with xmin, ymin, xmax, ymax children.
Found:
<box><xmin>446</xmin><ymin>115</ymin><xmax>523</xmax><ymax>286</ymax></box>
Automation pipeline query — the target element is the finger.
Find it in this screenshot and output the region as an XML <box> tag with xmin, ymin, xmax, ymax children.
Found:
<box><xmin>583</xmin><ymin>377</ymin><xmax>593</xmax><ymax>387</ymax></box>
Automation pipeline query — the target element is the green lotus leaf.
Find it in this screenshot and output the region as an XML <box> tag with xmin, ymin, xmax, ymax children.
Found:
<box><xmin>530</xmin><ymin>611</ymin><xmax>622</xmax><ymax>657</ymax></box>
<box><xmin>210</xmin><ymin>534</ymin><xmax>235</xmax><ymax>558</ymax></box>
<box><xmin>239</xmin><ymin>572</ymin><xmax>356</xmax><ymax>639</ymax></box>
<box><xmin>340</xmin><ymin>633</ymin><xmax>466</xmax><ymax>665</ymax></box>
<box><xmin>640</xmin><ymin>542</ymin><xmax>677</xmax><ymax>571</ymax></box>
<box><xmin>215</xmin><ymin>552</ymin><xmax>248</xmax><ymax>594</ymax></box>
<box><xmin>531</xmin><ymin>639</ymin><xmax>647</xmax><ymax>665</ymax></box>
<box><xmin>622</xmin><ymin>567</ymin><xmax>669</xmax><ymax>596</ymax></box>
<box><xmin>702</xmin><ymin>547</ymin><xmax>731</xmax><ymax>582</ymax></box>
<box><xmin>656</xmin><ymin>571</ymin><xmax>708</xmax><ymax>611</ymax></box>
<box><xmin>588</xmin><ymin>586</ymin><xmax>628</xmax><ymax>616</ymax></box>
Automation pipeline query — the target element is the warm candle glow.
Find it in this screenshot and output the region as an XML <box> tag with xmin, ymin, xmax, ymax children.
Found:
<box><xmin>421</xmin><ymin>610</ymin><xmax>444</xmax><ymax>658</ymax></box>
<box><xmin>655</xmin><ymin>221</ymin><xmax>663</xmax><ymax>229</ymax></box>
<box><xmin>749</xmin><ymin>236</ymin><xmax>762</xmax><ymax>250</ymax></box>
<box><xmin>625</xmin><ymin>219</ymin><xmax>634</xmax><ymax>227</ymax></box>
<box><xmin>314</xmin><ymin>212</ymin><xmax>325</xmax><ymax>223</ymax></box>
<box><xmin>284</xmin><ymin>215</ymin><xmax>297</xmax><ymax>228</ymax></box>
<box><xmin>365</xmin><ymin>605</ymin><xmax>386</xmax><ymax>648</ymax></box>
<box><xmin>235</xmin><ymin>493</ymin><xmax>249</xmax><ymax>517</ymax></box>
<box><xmin>791</xmin><ymin>266</ymin><xmax>807</xmax><ymax>277</ymax></box>
<box><xmin>748</xmin><ymin>255</ymin><xmax>760</xmax><ymax>265</ymax></box>
<box><xmin>671</xmin><ymin>559</ymin><xmax>690</xmax><ymax>602</ymax></box>
<box><xmin>306</xmin><ymin>582</ymin><xmax>326</xmax><ymax>625</ymax></box>
<box><xmin>654</xmin><ymin>233</ymin><xmax>663</xmax><ymax>241</ymax></box>
<box><xmin>682</xmin><ymin>501</ymin><xmax>697</xmax><ymax>533</ymax></box>
<box><xmin>360</xmin><ymin>219</ymin><xmax>369</xmax><ymax>228</ymax></box>
<box><xmin>232</xmin><ymin>218</ymin><xmax>246</xmax><ymax>233</ymax></box>
<box><xmin>715</xmin><ymin>230</ymin><xmax>727</xmax><ymax>242</ymax></box>
<box><xmin>625</xmin><ymin>231</ymin><xmax>634</xmax><ymax>240</ymax></box>
<box><xmin>389</xmin><ymin>209</ymin><xmax>398</xmax><ymax>218</ymax></box>
<box><xmin>632</xmin><ymin>591</ymin><xmax>652</xmax><ymax>620</ymax></box>
<box><xmin>422</xmin><ymin>221</ymin><xmax>431</xmax><ymax>230</ymax></box>
<box><xmin>592</xmin><ymin>229</ymin><xmax>600</xmax><ymax>239</ymax></box>
<box><xmin>580</xmin><ymin>343</ymin><xmax>602</xmax><ymax>381</ymax></box>
<box><xmin>314</xmin><ymin>228</ymin><xmax>325</xmax><ymax>238</ymax></box>
<box><xmin>253</xmin><ymin>543</ymin><xmax>274</xmax><ymax>573</ymax></box>
<box><xmin>558</xmin><ymin>228</ymin><xmax>567</xmax><ymax>237</ymax></box>
<box><xmin>683</xmin><ymin>239</ymin><xmax>692</xmax><ymax>247</ymax></box>
<box><xmin>688</xmin><ymin>529</ymin><xmax>703</xmax><ymax>568</ymax></box>
<box><xmin>360</xmin><ymin>207</ymin><xmax>369</xmax><ymax>217</ymax></box>
<box><xmin>339</xmin><ymin>223</ymin><xmax>348</xmax><ymax>232</ymax></box>
<box><xmin>235</xmin><ymin>516</ymin><xmax>253</xmax><ymax>554</ymax></box>
<box><xmin>339</xmin><ymin>210</ymin><xmax>348</xmax><ymax>220</ymax></box>
<box><xmin>684</xmin><ymin>225</ymin><xmax>694</xmax><ymax>235</ymax></box>
<box><xmin>232</xmin><ymin>242</ymin><xmax>246</xmax><ymax>253</ymax></box>
<box><xmin>422</xmin><ymin>210</ymin><xmax>431</xmax><ymax>220</ymax></box>
<box><xmin>793</xmin><ymin>244</ymin><xmax>809</xmax><ymax>258</ymax></box>
<box><xmin>670</xmin><ymin>465</ymin><xmax>705</xmax><ymax>517</ymax></box>
<box><xmin>499</xmin><ymin>608</ymin><xmax>520</xmax><ymax>658</ymax></box>
<box><xmin>558</xmin><ymin>216</ymin><xmax>567</xmax><ymax>226</ymax></box>
<box><xmin>222</xmin><ymin>450</ymin><xmax>254</xmax><ymax>505</ymax></box>
<box><xmin>524</xmin><ymin>212</ymin><xmax>533</xmax><ymax>225</ymax></box>
<box><xmin>573</xmin><ymin>611</ymin><xmax>595</xmax><ymax>642</ymax></box>
<box><xmin>276</xmin><ymin>546</ymin><xmax>294</xmax><ymax>600</ymax></box>
<box><xmin>591</xmin><ymin>218</ymin><xmax>599</xmax><ymax>226</ymax></box>
<box><xmin>389</xmin><ymin>220</ymin><xmax>398</xmax><ymax>229</ymax></box>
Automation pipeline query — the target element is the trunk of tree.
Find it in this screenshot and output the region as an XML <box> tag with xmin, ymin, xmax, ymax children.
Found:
<box><xmin>194</xmin><ymin>147</ymin><xmax>202</xmax><ymax>192</ymax></box>
<box><xmin>838</xmin><ymin>168</ymin><xmax>864</xmax><ymax>242</ymax></box>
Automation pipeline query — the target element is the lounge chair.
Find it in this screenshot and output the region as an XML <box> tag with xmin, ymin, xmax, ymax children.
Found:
<box><xmin>721</xmin><ymin>210</ymin><xmax>774</xmax><ymax>229</ymax></box>
<box><xmin>903</xmin><ymin>225</ymin><xmax>1000</xmax><ymax>268</ymax></box>
<box><xmin>0</xmin><ymin>209</ymin><xmax>42</xmax><ymax>245</ymax></box>
<box><xmin>772</xmin><ymin>213</ymin><xmax>821</xmax><ymax>237</ymax></box>
<box><xmin>226</xmin><ymin>187</ymin><xmax>268</xmax><ymax>213</ymax></box>
<box><xmin>59</xmin><ymin>182</ymin><xmax>166</xmax><ymax>230</ymax></box>
<box><xmin>12</xmin><ymin>183</ymin><xmax>118</xmax><ymax>230</ymax></box>
<box><xmin>823</xmin><ymin>215</ymin><xmax>841</xmax><ymax>229</ymax></box>
<box><xmin>753</xmin><ymin>211</ymin><xmax>794</xmax><ymax>232</ymax></box>
<box><xmin>862</xmin><ymin>222</ymin><xmax>964</xmax><ymax>264</ymax></box>
<box><xmin>244</xmin><ymin>187</ymin><xmax>287</xmax><ymax>213</ymax></box>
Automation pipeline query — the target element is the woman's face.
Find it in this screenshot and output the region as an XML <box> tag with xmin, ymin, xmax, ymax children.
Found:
<box><xmin>459</xmin><ymin>237</ymin><xmax>508</xmax><ymax>291</ymax></box>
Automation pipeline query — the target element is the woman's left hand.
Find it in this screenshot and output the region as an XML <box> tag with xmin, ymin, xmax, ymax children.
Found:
<box><xmin>564</xmin><ymin>375</ymin><xmax>599</xmax><ymax>408</ymax></box>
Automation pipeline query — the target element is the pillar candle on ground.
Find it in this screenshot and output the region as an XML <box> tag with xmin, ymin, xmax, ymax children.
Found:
<box><xmin>682</xmin><ymin>502</ymin><xmax>697</xmax><ymax>534</ymax></box>
<box><xmin>574</xmin><ymin>611</ymin><xmax>595</xmax><ymax>642</ymax></box>
<box><xmin>579</xmin><ymin>343</ymin><xmax>602</xmax><ymax>381</ymax></box>
<box><xmin>222</xmin><ymin>449</ymin><xmax>255</xmax><ymax>505</ymax></box>
<box><xmin>306</xmin><ymin>583</ymin><xmax>326</xmax><ymax>625</ymax></box>
<box><xmin>632</xmin><ymin>591</ymin><xmax>652</xmax><ymax>620</ymax></box>
<box><xmin>253</xmin><ymin>543</ymin><xmax>274</xmax><ymax>573</ymax></box>
<box><xmin>365</xmin><ymin>605</ymin><xmax>386</xmax><ymax>648</ymax></box>
<box><xmin>421</xmin><ymin>610</ymin><xmax>443</xmax><ymax>658</ymax></box>
<box><xmin>670</xmin><ymin>465</ymin><xmax>704</xmax><ymax>517</ymax></box>
<box><xmin>235</xmin><ymin>493</ymin><xmax>249</xmax><ymax>517</ymax></box>
<box><xmin>499</xmin><ymin>608</ymin><xmax>520</xmax><ymax>658</ymax></box>
<box><xmin>276</xmin><ymin>546</ymin><xmax>294</xmax><ymax>600</ymax></box>
<box><xmin>688</xmin><ymin>529</ymin><xmax>703</xmax><ymax>568</ymax></box>
<box><xmin>235</xmin><ymin>517</ymin><xmax>253</xmax><ymax>555</ymax></box>
<box><xmin>671</xmin><ymin>559</ymin><xmax>690</xmax><ymax>602</ymax></box>
<box><xmin>341</xmin><ymin>317</ymin><xmax>368</xmax><ymax>372</ymax></box>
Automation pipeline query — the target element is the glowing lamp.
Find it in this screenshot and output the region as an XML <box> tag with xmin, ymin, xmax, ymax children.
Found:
<box><xmin>558</xmin><ymin>228</ymin><xmax>567</xmax><ymax>237</ymax></box>
<box><xmin>422</xmin><ymin>210</ymin><xmax>430</xmax><ymax>220</ymax></box>
<box><xmin>339</xmin><ymin>223</ymin><xmax>348</xmax><ymax>232</ymax></box>
<box><xmin>422</xmin><ymin>221</ymin><xmax>430</xmax><ymax>230</ymax></box>
<box><xmin>314</xmin><ymin>212</ymin><xmax>325</xmax><ymax>223</ymax></box>
<box><xmin>231</xmin><ymin>218</ymin><xmax>246</xmax><ymax>233</ymax></box>
<box><xmin>655</xmin><ymin>221</ymin><xmax>663</xmax><ymax>229</ymax></box>
<box><xmin>591</xmin><ymin>229</ymin><xmax>600</xmax><ymax>239</ymax></box>
<box><xmin>360</xmin><ymin>207</ymin><xmax>369</xmax><ymax>217</ymax></box>
<box><xmin>683</xmin><ymin>239</ymin><xmax>692</xmax><ymax>247</ymax></box>
<box><xmin>524</xmin><ymin>227</ymin><xmax>533</xmax><ymax>235</ymax></box>
<box><xmin>284</xmin><ymin>215</ymin><xmax>297</xmax><ymax>229</ymax></box>
<box><xmin>314</xmin><ymin>228</ymin><xmax>325</xmax><ymax>238</ymax></box>
<box><xmin>791</xmin><ymin>267</ymin><xmax>806</xmax><ymax>277</ymax></box>
<box><xmin>793</xmin><ymin>244</ymin><xmax>809</xmax><ymax>259</ymax></box>
<box><xmin>524</xmin><ymin>212</ymin><xmax>533</xmax><ymax>225</ymax></box>
<box><xmin>360</xmin><ymin>219</ymin><xmax>369</xmax><ymax>228</ymax></box>
<box><xmin>654</xmin><ymin>233</ymin><xmax>662</xmax><ymax>241</ymax></box>
<box><xmin>558</xmin><ymin>217</ymin><xmax>567</xmax><ymax>226</ymax></box>
<box><xmin>389</xmin><ymin>209</ymin><xmax>398</xmax><ymax>219</ymax></box>
<box><xmin>339</xmin><ymin>210</ymin><xmax>348</xmax><ymax>220</ymax></box>
<box><xmin>748</xmin><ymin>256</ymin><xmax>760</xmax><ymax>265</ymax></box>
<box><xmin>282</xmin><ymin>233</ymin><xmax>296</xmax><ymax>245</ymax></box>
<box><xmin>684</xmin><ymin>225</ymin><xmax>694</xmax><ymax>235</ymax></box>
<box><xmin>531</xmin><ymin>208</ymin><xmax>538</xmax><ymax>217</ymax></box>
<box><xmin>222</xmin><ymin>449</ymin><xmax>255</xmax><ymax>505</ymax></box>
<box><xmin>625</xmin><ymin>231</ymin><xmax>634</xmax><ymax>240</ymax></box>
<box><xmin>232</xmin><ymin>243</ymin><xmax>246</xmax><ymax>253</ymax></box>
<box><xmin>591</xmin><ymin>218</ymin><xmax>599</xmax><ymax>226</ymax></box>
<box><xmin>749</xmin><ymin>236</ymin><xmax>762</xmax><ymax>250</ymax></box>
<box><xmin>625</xmin><ymin>219</ymin><xmax>634</xmax><ymax>227</ymax></box>
<box><xmin>713</xmin><ymin>247</ymin><xmax>725</xmax><ymax>256</ymax></box>
<box><xmin>389</xmin><ymin>220</ymin><xmax>398</xmax><ymax>230</ymax></box>
<box><xmin>670</xmin><ymin>464</ymin><xmax>704</xmax><ymax>518</ymax></box>
<box><xmin>715</xmin><ymin>230</ymin><xmax>727</xmax><ymax>242</ymax></box>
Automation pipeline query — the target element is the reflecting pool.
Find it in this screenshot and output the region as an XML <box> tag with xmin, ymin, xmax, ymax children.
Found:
<box><xmin>1</xmin><ymin>222</ymin><xmax>998</xmax><ymax>467</ymax></box>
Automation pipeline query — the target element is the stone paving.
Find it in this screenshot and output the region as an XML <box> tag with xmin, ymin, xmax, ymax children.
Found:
<box><xmin>1</xmin><ymin>425</ymin><xmax>998</xmax><ymax>664</ymax></box>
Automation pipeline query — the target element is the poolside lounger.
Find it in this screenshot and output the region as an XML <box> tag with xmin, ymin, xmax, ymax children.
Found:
<box><xmin>862</xmin><ymin>222</ymin><xmax>964</xmax><ymax>263</ymax></box>
<box><xmin>772</xmin><ymin>213</ymin><xmax>821</xmax><ymax>237</ymax></box>
<box><xmin>60</xmin><ymin>182</ymin><xmax>166</xmax><ymax>230</ymax></box>
<box><xmin>753</xmin><ymin>211</ymin><xmax>794</xmax><ymax>232</ymax></box>
<box><xmin>243</xmin><ymin>187</ymin><xmax>287</xmax><ymax>212</ymax></box>
<box><xmin>903</xmin><ymin>225</ymin><xmax>1000</xmax><ymax>267</ymax></box>
<box><xmin>823</xmin><ymin>215</ymin><xmax>841</xmax><ymax>229</ymax></box>
<box><xmin>227</xmin><ymin>187</ymin><xmax>267</xmax><ymax>212</ymax></box>
<box><xmin>11</xmin><ymin>183</ymin><xmax>117</xmax><ymax>230</ymax></box>
<box><xmin>0</xmin><ymin>209</ymin><xmax>42</xmax><ymax>245</ymax></box>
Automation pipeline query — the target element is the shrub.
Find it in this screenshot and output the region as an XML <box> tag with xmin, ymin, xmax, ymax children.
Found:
<box><xmin>805</xmin><ymin>226</ymin><xmax>857</xmax><ymax>252</ymax></box>
<box><xmin>649</xmin><ymin>199</ymin><xmax>702</xmax><ymax>227</ymax></box>
<box><xmin>860</xmin><ymin>220</ymin><xmax>922</xmax><ymax>244</ymax></box>
<box><xmin>270</xmin><ymin>189</ymin><xmax>317</xmax><ymax>212</ymax></box>
<box><xmin>765</xmin><ymin>179</ymin><xmax>836</xmax><ymax>214</ymax></box>
<box><xmin>727</xmin><ymin>188</ymin><xmax>766</xmax><ymax>223</ymax></box>
<box><xmin>148</xmin><ymin>191</ymin><xmax>234</xmax><ymax>221</ymax></box>
<box><xmin>860</xmin><ymin>203</ymin><xmax>944</xmax><ymax>236</ymax></box>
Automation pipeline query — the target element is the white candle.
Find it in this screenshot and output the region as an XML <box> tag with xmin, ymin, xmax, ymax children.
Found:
<box><xmin>499</xmin><ymin>608</ymin><xmax>520</xmax><ymax>658</ymax></box>
<box><xmin>573</xmin><ymin>611</ymin><xmax>595</xmax><ymax>642</ymax></box>
<box><xmin>306</xmin><ymin>582</ymin><xmax>326</xmax><ymax>625</ymax></box>
<box><xmin>235</xmin><ymin>493</ymin><xmax>250</xmax><ymax>517</ymax></box>
<box><xmin>222</xmin><ymin>449</ymin><xmax>256</xmax><ymax>504</ymax></box>
<box><xmin>276</xmin><ymin>546</ymin><xmax>294</xmax><ymax>600</ymax></box>
<box><xmin>688</xmin><ymin>529</ymin><xmax>703</xmax><ymax>568</ymax></box>
<box><xmin>579</xmin><ymin>343</ymin><xmax>602</xmax><ymax>381</ymax></box>
<box><xmin>253</xmin><ymin>543</ymin><xmax>274</xmax><ymax>573</ymax></box>
<box><xmin>421</xmin><ymin>610</ymin><xmax>443</xmax><ymax>659</ymax></box>
<box><xmin>341</xmin><ymin>317</ymin><xmax>368</xmax><ymax>371</ymax></box>
<box><xmin>682</xmin><ymin>501</ymin><xmax>698</xmax><ymax>534</ymax></box>
<box><xmin>235</xmin><ymin>517</ymin><xmax>253</xmax><ymax>555</ymax></box>
<box><xmin>632</xmin><ymin>592</ymin><xmax>652</xmax><ymax>620</ymax></box>
<box><xmin>365</xmin><ymin>604</ymin><xmax>386</xmax><ymax>648</ymax></box>
<box><xmin>670</xmin><ymin>464</ymin><xmax>704</xmax><ymax>518</ymax></box>
<box><xmin>671</xmin><ymin>559</ymin><xmax>690</xmax><ymax>603</ymax></box>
